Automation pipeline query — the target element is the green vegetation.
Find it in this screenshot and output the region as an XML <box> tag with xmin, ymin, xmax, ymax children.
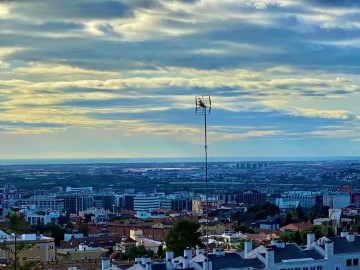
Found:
<box><xmin>232</xmin><ymin>202</ymin><xmax>280</xmax><ymax>225</ymax></box>
<box><xmin>237</xmin><ymin>239</ymin><xmax>258</xmax><ymax>251</ymax></box>
<box><xmin>0</xmin><ymin>209</ymin><xmax>33</xmax><ymax>270</ymax></box>
<box><xmin>165</xmin><ymin>220</ymin><xmax>203</xmax><ymax>256</ymax></box>
<box><xmin>121</xmin><ymin>245</ymin><xmax>154</xmax><ymax>260</ymax></box>
<box><xmin>279</xmin><ymin>225</ymin><xmax>335</xmax><ymax>245</ymax></box>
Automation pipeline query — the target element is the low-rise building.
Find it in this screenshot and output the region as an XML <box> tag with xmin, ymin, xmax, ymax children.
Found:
<box><xmin>57</xmin><ymin>243</ymin><xmax>107</xmax><ymax>261</ymax></box>
<box><xmin>0</xmin><ymin>232</ymin><xmax>55</xmax><ymax>266</ymax></box>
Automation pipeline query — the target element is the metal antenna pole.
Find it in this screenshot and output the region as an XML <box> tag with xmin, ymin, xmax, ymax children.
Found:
<box><xmin>195</xmin><ymin>96</ymin><xmax>211</xmax><ymax>266</ymax></box>
<box><xmin>204</xmin><ymin>107</ymin><xmax>209</xmax><ymax>260</ymax></box>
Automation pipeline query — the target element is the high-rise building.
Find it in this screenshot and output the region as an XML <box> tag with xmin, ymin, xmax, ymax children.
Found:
<box><xmin>237</xmin><ymin>190</ymin><xmax>266</xmax><ymax>206</ymax></box>
<box><xmin>56</xmin><ymin>194</ymin><xmax>93</xmax><ymax>214</ymax></box>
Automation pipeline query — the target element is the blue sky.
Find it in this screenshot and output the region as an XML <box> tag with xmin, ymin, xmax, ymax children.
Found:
<box><xmin>0</xmin><ymin>0</ymin><xmax>359</xmax><ymax>159</ymax></box>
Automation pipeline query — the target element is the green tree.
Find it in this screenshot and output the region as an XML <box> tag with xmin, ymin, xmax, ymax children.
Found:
<box><xmin>0</xmin><ymin>209</ymin><xmax>33</xmax><ymax>270</ymax></box>
<box><xmin>122</xmin><ymin>245</ymin><xmax>154</xmax><ymax>260</ymax></box>
<box><xmin>296</xmin><ymin>205</ymin><xmax>305</xmax><ymax>222</ymax></box>
<box><xmin>232</xmin><ymin>224</ymin><xmax>248</xmax><ymax>233</ymax></box>
<box><xmin>157</xmin><ymin>244</ymin><xmax>165</xmax><ymax>260</ymax></box>
<box><xmin>78</xmin><ymin>223</ymin><xmax>90</xmax><ymax>237</ymax></box>
<box><xmin>44</xmin><ymin>223</ymin><xmax>66</xmax><ymax>247</ymax></box>
<box><xmin>294</xmin><ymin>230</ymin><xmax>302</xmax><ymax>245</ymax></box>
<box><xmin>165</xmin><ymin>220</ymin><xmax>203</xmax><ymax>256</ymax></box>
<box><xmin>236</xmin><ymin>239</ymin><xmax>257</xmax><ymax>251</ymax></box>
<box><xmin>283</xmin><ymin>211</ymin><xmax>294</xmax><ymax>225</ymax></box>
<box><xmin>279</xmin><ymin>233</ymin><xmax>295</xmax><ymax>243</ymax></box>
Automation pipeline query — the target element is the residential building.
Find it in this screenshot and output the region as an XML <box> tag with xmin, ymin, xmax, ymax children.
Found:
<box><xmin>16</xmin><ymin>196</ymin><xmax>64</xmax><ymax>212</ymax></box>
<box><xmin>323</xmin><ymin>192</ymin><xmax>351</xmax><ymax>209</ymax></box>
<box><xmin>192</xmin><ymin>199</ymin><xmax>221</xmax><ymax>215</ymax></box>
<box><xmin>25</xmin><ymin>210</ymin><xmax>60</xmax><ymax>226</ymax></box>
<box><xmin>0</xmin><ymin>232</ymin><xmax>55</xmax><ymax>266</ymax></box>
<box><xmin>57</xmin><ymin>243</ymin><xmax>107</xmax><ymax>261</ymax></box>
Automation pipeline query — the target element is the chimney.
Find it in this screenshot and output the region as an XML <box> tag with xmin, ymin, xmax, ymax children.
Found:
<box><xmin>145</xmin><ymin>262</ymin><xmax>152</xmax><ymax>270</ymax></box>
<box><xmin>196</xmin><ymin>246</ymin><xmax>204</xmax><ymax>256</ymax></box>
<box><xmin>184</xmin><ymin>248</ymin><xmax>192</xmax><ymax>260</ymax></box>
<box><xmin>265</xmin><ymin>248</ymin><xmax>275</xmax><ymax>268</ymax></box>
<box><xmin>346</xmin><ymin>234</ymin><xmax>355</xmax><ymax>242</ymax></box>
<box><xmin>203</xmin><ymin>258</ymin><xmax>212</xmax><ymax>270</ymax></box>
<box><xmin>307</xmin><ymin>233</ymin><xmax>315</xmax><ymax>249</ymax></box>
<box><xmin>166</xmin><ymin>251</ymin><xmax>174</xmax><ymax>261</ymax></box>
<box><xmin>101</xmin><ymin>258</ymin><xmax>110</xmax><ymax>270</ymax></box>
<box><xmin>324</xmin><ymin>241</ymin><xmax>334</xmax><ymax>259</ymax></box>
<box><xmin>341</xmin><ymin>232</ymin><xmax>349</xmax><ymax>237</ymax></box>
<box><xmin>183</xmin><ymin>256</ymin><xmax>189</xmax><ymax>268</ymax></box>
<box><xmin>244</xmin><ymin>241</ymin><xmax>253</xmax><ymax>258</ymax></box>
<box><xmin>166</xmin><ymin>259</ymin><xmax>173</xmax><ymax>270</ymax></box>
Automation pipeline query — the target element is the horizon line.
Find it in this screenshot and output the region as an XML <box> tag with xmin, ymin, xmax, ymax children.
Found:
<box><xmin>0</xmin><ymin>156</ymin><xmax>359</xmax><ymax>166</ymax></box>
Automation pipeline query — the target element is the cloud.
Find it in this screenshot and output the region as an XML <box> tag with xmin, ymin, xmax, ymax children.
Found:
<box><xmin>0</xmin><ymin>0</ymin><xmax>360</xmax><ymax>157</ymax></box>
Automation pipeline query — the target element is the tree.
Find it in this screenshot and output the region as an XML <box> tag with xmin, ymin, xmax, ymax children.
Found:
<box><xmin>78</xmin><ymin>224</ymin><xmax>90</xmax><ymax>237</ymax></box>
<box><xmin>0</xmin><ymin>209</ymin><xmax>33</xmax><ymax>270</ymax></box>
<box><xmin>294</xmin><ymin>230</ymin><xmax>302</xmax><ymax>245</ymax></box>
<box><xmin>296</xmin><ymin>205</ymin><xmax>305</xmax><ymax>222</ymax></box>
<box><xmin>232</xmin><ymin>224</ymin><xmax>248</xmax><ymax>233</ymax></box>
<box><xmin>283</xmin><ymin>211</ymin><xmax>294</xmax><ymax>225</ymax></box>
<box><xmin>237</xmin><ymin>239</ymin><xmax>257</xmax><ymax>251</ymax></box>
<box><xmin>44</xmin><ymin>223</ymin><xmax>66</xmax><ymax>247</ymax></box>
<box><xmin>165</xmin><ymin>220</ymin><xmax>203</xmax><ymax>256</ymax></box>
<box><xmin>122</xmin><ymin>245</ymin><xmax>154</xmax><ymax>260</ymax></box>
<box><xmin>157</xmin><ymin>244</ymin><xmax>165</xmax><ymax>260</ymax></box>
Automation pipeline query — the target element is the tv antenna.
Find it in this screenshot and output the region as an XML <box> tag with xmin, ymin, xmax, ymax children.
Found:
<box><xmin>195</xmin><ymin>95</ymin><xmax>211</xmax><ymax>260</ymax></box>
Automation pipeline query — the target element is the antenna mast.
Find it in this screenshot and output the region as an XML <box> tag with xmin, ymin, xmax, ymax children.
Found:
<box><xmin>195</xmin><ymin>95</ymin><xmax>211</xmax><ymax>262</ymax></box>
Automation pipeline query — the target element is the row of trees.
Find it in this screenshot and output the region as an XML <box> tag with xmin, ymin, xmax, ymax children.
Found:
<box><xmin>279</xmin><ymin>225</ymin><xmax>335</xmax><ymax>245</ymax></box>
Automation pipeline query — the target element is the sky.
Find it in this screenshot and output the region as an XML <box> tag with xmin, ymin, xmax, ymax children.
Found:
<box><xmin>0</xmin><ymin>0</ymin><xmax>360</xmax><ymax>159</ymax></box>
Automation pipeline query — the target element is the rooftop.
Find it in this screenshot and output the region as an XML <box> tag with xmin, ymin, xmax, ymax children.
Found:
<box><xmin>209</xmin><ymin>252</ymin><xmax>265</xmax><ymax>270</ymax></box>
<box><xmin>271</xmin><ymin>243</ymin><xmax>324</xmax><ymax>263</ymax></box>
<box><xmin>330</xmin><ymin>236</ymin><xmax>360</xmax><ymax>254</ymax></box>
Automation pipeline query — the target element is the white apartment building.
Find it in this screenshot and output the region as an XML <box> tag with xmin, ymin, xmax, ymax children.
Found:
<box><xmin>134</xmin><ymin>195</ymin><xmax>160</xmax><ymax>212</ymax></box>
<box><xmin>323</xmin><ymin>192</ymin><xmax>350</xmax><ymax>209</ymax></box>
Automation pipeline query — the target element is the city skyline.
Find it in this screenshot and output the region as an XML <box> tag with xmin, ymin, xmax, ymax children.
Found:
<box><xmin>0</xmin><ymin>0</ymin><xmax>360</xmax><ymax>159</ymax></box>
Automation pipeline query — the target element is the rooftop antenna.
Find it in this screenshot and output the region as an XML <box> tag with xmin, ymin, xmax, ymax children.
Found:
<box><xmin>195</xmin><ymin>95</ymin><xmax>211</xmax><ymax>261</ymax></box>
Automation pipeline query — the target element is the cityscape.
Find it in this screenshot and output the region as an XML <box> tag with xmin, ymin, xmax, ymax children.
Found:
<box><xmin>0</xmin><ymin>159</ymin><xmax>360</xmax><ymax>270</ymax></box>
<box><xmin>1</xmin><ymin>0</ymin><xmax>360</xmax><ymax>270</ymax></box>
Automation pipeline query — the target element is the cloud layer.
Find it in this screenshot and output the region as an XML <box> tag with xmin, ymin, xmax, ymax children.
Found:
<box><xmin>0</xmin><ymin>0</ymin><xmax>359</xmax><ymax>158</ymax></box>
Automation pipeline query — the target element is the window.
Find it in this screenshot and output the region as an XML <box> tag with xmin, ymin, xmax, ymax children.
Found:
<box><xmin>23</xmin><ymin>257</ymin><xmax>27</xmax><ymax>261</ymax></box>
<box><xmin>316</xmin><ymin>267</ymin><xmax>322</xmax><ymax>270</ymax></box>
<box><xmin>336</xmin><ymin>267</ymin><xmax>340</xmax><ymax>270</ymax></box>
<box><xmin>354</xmin><ymin>258</ymin><xmax>359</xmax><ymax>266</ymax></box>
<box><xmin>29</xmin><ymin>257</ymin><xmax>34</xmax><ymax>260</ymax></box>
<box><xmin>347</xmin><ymin>259</ymin><xmax>352</xmax><ymax>266</ymax></box>
<box><xmin>37</xmin><ymin>246</ymin><xmax>41</xmax><ymax>251</ymax></box>
<box><xmin>37</xmin><ymin>256</ymin><xmax>41</xmax><ymax>260</ymax></box>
